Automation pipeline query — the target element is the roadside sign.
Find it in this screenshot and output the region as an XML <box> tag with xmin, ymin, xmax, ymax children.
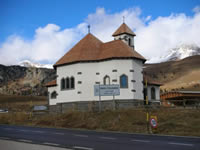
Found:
<box><xmin>150</xmin><ymin>116</ymin><xmax>158</xmax><ymax>128</ymax></box>
<box><xmin>94</xmin><ymin>85</ymin><xmax>120</xmax><ymax>96</ymax></box>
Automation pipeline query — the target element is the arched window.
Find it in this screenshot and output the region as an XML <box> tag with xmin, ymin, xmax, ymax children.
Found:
<box><xmin>103</xmin><ymin>75</ymin><xmax>110</xmax><ymax>85</ymax></box>
<box><xmin>128</xmin><ymin>38</ymin><xmax>131</xmax><ymax>46</ymax></box>
<box><xmin>51</xmin><ymin>91</ymin><xmax>57</xmax><ymax>99</ymax></box>
<box><xmin>151</xmin><ymin>87</ymin><xmax>156</xmax><ymax>100</ymax></box>
<box><xmin>70</xmin><ymin>76</ymin><xmax>75</xmax><ymax>89</ymax></box>
<box><xmin>66</xmin><ymin>77</ymin><xmax>70</xmax><ymax>89</ymax></box>
<box><xmin>61</xmin><ymin>78</ymin><xmax>65</xmax><ymax>90</ymax></box>
<box><xmin>120</xmin><ymin>74</ymin><xmax>128</xmax><ymax>88</ymax></box>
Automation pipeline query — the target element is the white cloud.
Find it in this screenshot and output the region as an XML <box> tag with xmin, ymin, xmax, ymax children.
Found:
<box><xmin>0</xmin><ymin>24</ymin><xmax>86</xmax><ymax>65</ymax></box>
<box><xmin>193</xmin><ymin>5</ymin><xmax>200</xmax><ymax>13</ymax></box>
<box><xmin>0</xmin><ymin>6</ymin><xmax>200</xmax><ymax>65</ymax></box>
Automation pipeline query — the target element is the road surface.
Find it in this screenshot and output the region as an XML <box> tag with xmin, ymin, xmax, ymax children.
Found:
<box><xmin>0</xmin><ymin>124</ymin><xmax>199</xmax><ymax>150</ymax></box>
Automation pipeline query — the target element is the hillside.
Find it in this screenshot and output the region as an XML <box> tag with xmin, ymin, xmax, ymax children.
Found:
<box><xmin>0</xmin><ymin>65</ymin><xmax>56</xmax><ymax>96</ymax></box>
<box><xmin>144</xmin><ymin>55</ymin><xmax>200</xmax><ymax>92</ymax></box>
<box><xmin>0</xmin><ymin>55</ymin><xmax>200</xmax><ymax>96</ymax></box>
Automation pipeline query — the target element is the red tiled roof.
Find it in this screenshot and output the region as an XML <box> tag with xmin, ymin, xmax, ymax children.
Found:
<box><xmin>143</xmin><ymin>76</ymin><xmax>162</xmax><ymax>86</ymax></box>
<box><xmin>46</xmin><ymin>80</ymin><xmax>57</xmax><ymax>87</ymax></box>
<box><xmin>112</xmin><ymin>23</ymin><xmax>136</xmax><ymax>36</ymax></box>
<box><xmin>54</xmin><ymin>33</ymin><xmax>145</xmax><ymax>67</ymax></box>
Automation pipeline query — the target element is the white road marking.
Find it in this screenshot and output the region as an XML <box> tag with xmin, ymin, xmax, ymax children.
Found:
<box><xmin>73</xmin><ymin>134</ymin><xmax>88</xmax><ymax>138</ymax></box>
<box><xmin>18</xmin><ymin>139</ymin><xmax>32</xmax><ymax>143</ymax></box>
<box><xmin>131</xmin><ymin>139</ymin><xmax>150</xmax><ymax>143</ymax></box>
<box><xmin>18</xmin><ymin>129</ymin><xmax>31</xmax><ymax>132</ymax></box>
<box><xmin>43</xmin><ymin>142</ymin><xmax>60</xmax><ymax>146</ymax></box>
<box><xmin>0</xmin><ymin>137</ymin><xmax>10</xmax><ymax>140</ymax></box>
<box><xmin>4</xmin><ymin>128</ymin><xmax>12</xmax><ymax>130</ymax></box>
<box><xmin>100</xmin><ymin>136</ymin><xmax>116</xmax><ymax>140</ymax></box>
<box><xmin>169</xmin><ymin>142</ymin><xmax>194</xmax><ymax>146</ymax></box>
<box><xmin>52</xmin><ymin>132</ymin><xmax>65</xmax><ymax>135</ymax></box>
<box><xmin>73</xmin><ymin>146</ymin><xmax>93</xmax><ymax>150</ymax></box>
<box><xmin>31</xmin><ymin>130</ymin><xmax>45</xmax><ymax>133</ymax></box>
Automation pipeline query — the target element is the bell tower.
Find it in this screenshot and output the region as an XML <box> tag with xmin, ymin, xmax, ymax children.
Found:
<box><xmin>112</xmin><ymin>23</ymin><xmax>136</xmax><ymax>50</ymax></box>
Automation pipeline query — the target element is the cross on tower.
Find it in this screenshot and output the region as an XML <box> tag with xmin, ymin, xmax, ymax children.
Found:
<box><xmin>88</xmin><ymin>25</ymin><xmax>90</xmax><ymax>33</ymax></box>
<box><xmin>123</xmin><ymin>16</ymin><xmax>125</xmax><ymax>23</ymax></box>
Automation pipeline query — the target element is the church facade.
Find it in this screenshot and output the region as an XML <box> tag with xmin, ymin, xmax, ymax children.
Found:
<box><xmin>46</xmin><ymin>23</ymin><xmax>161</xmax><ymax>106</ymax></box>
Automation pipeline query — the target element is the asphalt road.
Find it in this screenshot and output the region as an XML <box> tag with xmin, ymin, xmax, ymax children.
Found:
<box><xmin>0</xmin><ymin>124</ymin><xmax>199</xmax><ymax>150</ymax></box>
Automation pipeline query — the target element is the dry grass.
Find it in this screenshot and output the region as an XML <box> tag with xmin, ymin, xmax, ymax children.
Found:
<box><xmin>0</xmin><ymin>108</ymin><xmax>200</xmax><ymax>137</ymax></box>
<box><xmin>0</xmin><ymin>94</ymin><xmax>47</xmax><ymax>112</ymax></box>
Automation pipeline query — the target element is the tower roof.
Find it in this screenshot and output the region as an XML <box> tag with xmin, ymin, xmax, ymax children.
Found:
<box><xmin>54</xmin><ymin>33</ymin><xmax>145</xmax><ymax>67</ymax></box>
<box><xmin>112</xmin><ymin>23</ymin><xmax>136</xmax><ymax>36</ymax></box>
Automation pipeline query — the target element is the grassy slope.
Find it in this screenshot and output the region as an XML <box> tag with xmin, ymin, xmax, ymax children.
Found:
<box><xmin>0</xmin><ymin>94</ymin><xmax>47</xmax><ymax>111</ymax></box>
<box><xmin>144</xmin><ymin>55</ymin><xmax>200</xmax><ymax>91</ymax></box>
<box><xmin>0</xmin><ymin>108</ymin><xmax>200</xmax><ymax>137</ymax></box>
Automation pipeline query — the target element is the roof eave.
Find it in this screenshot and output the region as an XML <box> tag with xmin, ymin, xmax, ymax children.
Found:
<box><xmin>54</xmin><ymin>57</ymin><xmax>146</xmax><ymax>68</ymax></box>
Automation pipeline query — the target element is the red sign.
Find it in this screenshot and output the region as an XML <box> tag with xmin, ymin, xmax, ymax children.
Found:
<box><xmin>150</xmin><ymin>116</ymin><xmax>158</xmax><ymax>128</ymax></box>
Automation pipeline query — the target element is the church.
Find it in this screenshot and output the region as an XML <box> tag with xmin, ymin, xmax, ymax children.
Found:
<box><xmin>46</xmin><ymin>23</ymin><xmax>161</xmax><ymax>108</ymax></box>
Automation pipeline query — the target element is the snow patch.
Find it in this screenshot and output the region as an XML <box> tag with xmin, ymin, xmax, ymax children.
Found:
<box><xmin>18</xmin><ymin>60</ymin><xmax>53</xmax><ymax>69</ymax></box>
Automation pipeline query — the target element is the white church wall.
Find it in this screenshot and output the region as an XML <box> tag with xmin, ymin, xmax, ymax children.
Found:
<box><xmin>131</xmin><ymin>59</ymin><xmax>144</xmax><ymax>99</ymax></box>
<box><xmin>147</xmin><ymin>85</ymin><xmax>160</xmax><ymax>101</ymax></box>
<box><xmin>114</xmin><ymin>34</ymin><xmax>134</xmax><ymax>47</ymax></box>
<box><xmin>54</xmin><ymin>59</ymin><xmax>144</xmax><ymax>104</ymax></box>
<box><xmin>48</xmin><ymin>86</ymin><xmax>57</xmax><ymax>105</ymax></box>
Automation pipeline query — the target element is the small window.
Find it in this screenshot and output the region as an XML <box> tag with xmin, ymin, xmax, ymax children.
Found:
<box><xmin>77</xmin><ymin>72</ymin><xmax>82</xmax><ymax>75</ymax></box>
<box><xmin>95</xmin><ymin>82</ymin><xmax>100</xmax><ymax>84</ymax></box>
<box><xmin>120</xmin><ymin>74</ymin><xmax>128</xmax><ymax>88</ymax></box>
<box><xmin>112</xmin><ymin>79</ymin><xmax>117</xmax><ymax>82</ymax></box>
<box><xmin>61</xmin><ymin>78</ymin><xmax>65</xmax><ymax>90</ymax></box>
<box><xmin>71</xmin><ymin>77</ymin><xmax>75</xmax><ymax>89</ymax></box>
<box><xmin>78</xmin><ymin>81</ymin><xmax>82</xmax><ymax>84</ymax></box>
<box><xmin>96</xmin><ymin>72</ymin><xmax>100</xmax><ymax>75</ymax></box>
<box><xmin>112</xmin><ymin>69</ymin><xmax>117</xmax><ymax>72</ymax></box>
<box><xmin>130</xmin><ymin>69</ymin><xmax>134</xmax><ymax>72</ymax></box>
<box><xmin>51</xmin><ymin>91</ymin><xmax>57</xmax><ymax>99</ymax></box>
<box><xmin>103</xmin><ymin>75</ymin><xmax>110</xmax><ymax>85</ymax></box>
<box><xmin>131</xmin><ymin>80</ymin><xmax>136</xmax><ymax>82</ymax></box>
<box><xmin>131</xmin><ymin>89</ymin><xmax>136</xmax><ymax>92</ymax></box>
<box><xmin>151</xmin><ymin>87</ymin><xmax>156</xmax><ymax>100</ymax></box>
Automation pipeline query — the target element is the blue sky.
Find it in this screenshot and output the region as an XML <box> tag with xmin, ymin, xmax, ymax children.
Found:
<box><xmin>0</xmin><ymin>0</ymin><xmax>200</xmax><ymax>65</ymax></box>
<box><xmin>1</xmin><ymin>0</ymin><xmax>199</xmax><ymax>42</ymax></box>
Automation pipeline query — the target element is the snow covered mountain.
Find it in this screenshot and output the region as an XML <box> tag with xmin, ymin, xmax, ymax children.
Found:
<box><xmin>163</xmin><ymin>44</ymin><xmax>200</xmax><ymax>61</ymax></box>
<box><xmin>18</xmin><ymin>60</ymin><xmax>53</xmax><ymax>69</ymax></box>
<box><xmin>148</xmin><ymin>44</ymin><xmax>200</xmax><ymax>63</ymax></box>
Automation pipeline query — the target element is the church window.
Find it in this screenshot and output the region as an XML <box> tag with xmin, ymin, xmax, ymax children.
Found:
<box><xmin>103</xmin><ymin>75</ymin><xmax>110</xmax><ymax>85</ymax></box>
<box><xmin>66</xmin><ymin>77</ymin><xmax>70</xmax><ymax>89</ymax></box>
<box><xmin>151</xmin><ymin>87</ymin><xmax>156</xmax><ymax>100</ymax></box>
<box><xmin>128</xmin><ymin>38</ymin><xmax>131</xmax><ymax>46</ymax></box>
<box><xmin>51</xmin><ymin>91</ymin><xmax>57</xmax><ymax>99</ymax></box>
<box><xmin>61</xmin><ymin>78</ymin><xmax>65</xmax><ymax>90</ymax></box>
<box><xmin>120</xmin><ymin>74</ymin><xmax>128</xmax><ymax>88</ymax></box>
<box><xmin>70</xmin><ymin>76</ymin><xmax>75</xmax><ymax>89</ymax></box>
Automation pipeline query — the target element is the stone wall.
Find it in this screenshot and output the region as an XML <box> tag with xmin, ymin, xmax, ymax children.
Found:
<box><xmin>49</xmin><ymin>99</ymin><xmax>160</xmax><ymax>113</ymax></box>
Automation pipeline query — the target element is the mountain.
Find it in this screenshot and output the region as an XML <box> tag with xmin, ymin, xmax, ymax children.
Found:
<box><xmin>149</xmin><ymin>44</ymin><xmax>200</xmax><ymax>63</ymax></box>
<box><xmin>0</xmin><ymin>64</ymin><xmax>56</xmax><ymax>96</ymax></box>
<box><xmin>144</xmin><ymin>55</ymin><xmax>200</xmax><ymax>92</ymax></box>
<box><xmin>19</xmin><ymin>60</ymin><xmax>53</xmax><ymax>69</ymax></box>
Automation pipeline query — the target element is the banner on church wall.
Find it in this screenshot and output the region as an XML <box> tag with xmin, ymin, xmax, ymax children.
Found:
<box><xmin>94</xmin><ymin>85</ymin><xmax>120</xmax><ymax>96</ymax></box>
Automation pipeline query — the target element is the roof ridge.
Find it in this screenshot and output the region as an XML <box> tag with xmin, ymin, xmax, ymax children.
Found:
<box><xmin>112</xmin><ymin>23</ymin><xmax>136</xmax><ymax>36</ymax></box>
